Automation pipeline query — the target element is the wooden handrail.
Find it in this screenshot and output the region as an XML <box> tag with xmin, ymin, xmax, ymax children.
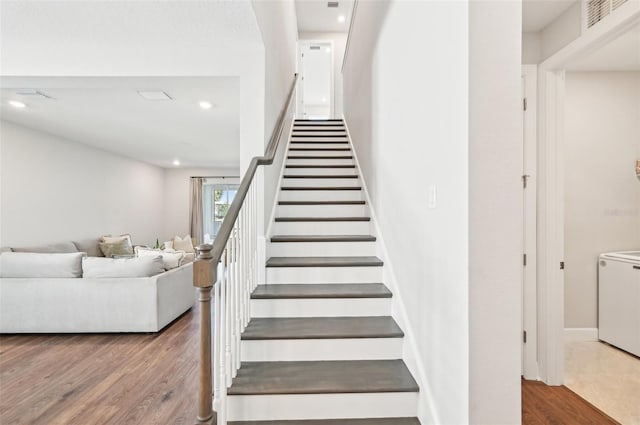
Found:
<box><xmin>341</xmin><ymin>0</ymin><xmax>359</xmax><ymax>74</ymax></box>
<box><xmin>193</xmin><ymin>73</ymin><xmax>299</xmax><ymax>424</ymax></box>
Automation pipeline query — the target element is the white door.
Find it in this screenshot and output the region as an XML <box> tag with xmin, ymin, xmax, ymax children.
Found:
<box><xmin>522</xmin><ymin>66</ymin><xmax>538</xmax><ymax>380</ymax></box>
<box><xmin>298</xmin><ymin>41</ymin><xmax>333</xmax><ymax>120</ymax></box>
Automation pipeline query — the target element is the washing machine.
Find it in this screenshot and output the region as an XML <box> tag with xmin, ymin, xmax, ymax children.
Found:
<box><xmin>598</xmin><ymin>251</ymin><xmax>640</xmax><ymax>357</ymax></box>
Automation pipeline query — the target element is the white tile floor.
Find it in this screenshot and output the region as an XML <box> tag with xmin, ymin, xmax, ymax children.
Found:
<box><xmin>565</xmin><ymin>341</ymin><xmax>640</xmax><ymax>425</ymax></box>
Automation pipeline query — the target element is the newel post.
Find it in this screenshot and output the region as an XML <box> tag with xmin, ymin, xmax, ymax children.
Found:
<box><xmin>193</xmin><ymin>244</ymin><xmax>217</xmax><ymax>424</ymax></box>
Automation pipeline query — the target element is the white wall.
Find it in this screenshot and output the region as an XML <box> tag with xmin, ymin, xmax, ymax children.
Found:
<box><xmin>540</xmin><ymin>1</ymin><xmax>582</xmax><ymax>61</ymax></box>
<box><xmin>564</xmin><ymin>71</ymin><xmax>640</xmax><ymax>329</ymax></box>
<box><xmin>299</xmin><ymin>32</ymin><xmax>347</xmax><ymax>118</ymax></box>
<box><xmin>468</xmin><ymin>1</ymin><xmax>522</xmax><ymax>423</ymax></box>
<box><xmin>523</xmin><ymin>31</ymin><xmax>542</xmax><ymax>64</ymax></box>
<box><xmin>344</xmin><ymin>1</ymin><xmax>468</xmax><ymax>423</ymax></box>
<box><xmin>343</xmin><ymin>1</ymin><xmax>522</xmax><ymax>423</ymax></box>
<box><xmin>0</xmin><ymin>120</ymin><xmax>164</xmax><ymax>247</ymax></box>
<box><xmin>251</xmin><ymin>0</ymin><xmax>299</xmax><ymax>241</ymax></box>
<box><xmin>162</xmin><ymin>167</ymin><xmax>239</xmax><ymax>243</ymax></box>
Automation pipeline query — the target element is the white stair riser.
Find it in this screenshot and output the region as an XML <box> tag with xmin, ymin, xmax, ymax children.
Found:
<box><xmin>292</xmin><ymin>126</ymin><xmax>346</xmax><ymax>131</ymax></box>
<box><xmin>291</xmin><ymin>132</ymin><xmax>348</xmax><ymax>137</ymax></box>
<box><xmin>284</xmin><ymin>167</ymin><xmax>358</xmax><ymax>176</ymax></box>
<box><xmin>286</xmin><ymin>158</ymin><xmax>354</xmax><ymax>166</ymax></box>
<box><xmin>266</xmin><ymin>266</ymin><xmax>382</xmax><ymax>284</ymax></box>
<box><xmin>289</xmin><ymin>143</ymin><xmax>350</xmax><ymax>149</ymax></box>
<box><xmin>287</xmin><ymin>150</ymin><xmax>351</xmax><ymax>158</ymax></box>
<box><xmin>277</xmin><ymin>204</ymin><xmax>367</xmax><ymax>217</ymax></box>
<box><xmin>281</xmin><ymin>178</ymin><xmax>359</xmax><ymax>187</ymax></box>
<box><xmin>291</xmin><ymin>140</ymin><xmax>349</xmax><ymax>142</ymax></box>
<box><xmin>226</xmin><ymin>392</ymin><xmax>418</xmax><ymax>421</ymax></box>
<box><xmin>278</xmin><ymin>190</ymin><xmax>363</xmax><ymax>202</ymax></box>
<box><xmin>271</xmin><ymin>221</ymin><xmax>370</xmax><ymax>235</ymax></box>
<box><xmin>241</xmin><ymin>337</ymin><xmax>402</xmax><ymax>361</ymax></box>
<box><xmin>250</xmin><ymin>297</ymin><xmax>390</xmax><ymax>318</ymax></box>
<box><xmin>267</xmin><ymin>241</ymin><xmax>376</xmax><ymax>257</ymax></box>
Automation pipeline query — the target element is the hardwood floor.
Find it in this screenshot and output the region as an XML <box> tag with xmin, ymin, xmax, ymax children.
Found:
<box><xmin>0</xmin><ymin>309</ymin><xmax>199</xmax><ymax>425</ymax></box>
<box><xmin>522</xmin><ymin>379</ymin><xmax>620</xmax><ymax>425</ymax></box>
<box><xmin>0</xmin><ymin>307</ymin><xmax>621</xmax><ymax>424</ymax></box>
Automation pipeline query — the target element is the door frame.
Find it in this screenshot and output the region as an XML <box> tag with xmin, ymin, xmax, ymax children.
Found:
<box><xmin>522</xmin><ymin>64</ymin><xmax>538</xmax><ymax>380</ymax></box>
<box><xmin>296</xmin><ymin>39</ymin><xmax>335</xmax><ymax>119</ymax></box>
<box><xmin>536</xmin><ymin>7</ymin><xmax>640</xmax><ymax>385</ymax></box>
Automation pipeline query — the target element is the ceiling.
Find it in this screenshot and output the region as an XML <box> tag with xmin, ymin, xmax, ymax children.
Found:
<box><xmin>522</xmin><ymin>0</ymin><xmax>578</xmax><ymax>32</ymax></box>
<box><xmin>0</xmin><ymin>77</ymin><xmax>240</xmax><ymax>168</ymax></box>
<box><xmin>565</xmin><ymin>23</ymin><xmax>640</xmax><ymax>70</ymax></box>
<box><xmin>295</xmin><ymin>0</ymin><xmax>354</xmax><ymax>33</ymax></box>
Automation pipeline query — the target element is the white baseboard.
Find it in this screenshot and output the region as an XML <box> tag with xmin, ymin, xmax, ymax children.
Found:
<box><xmin>564</xmin><ymin>328</ymin><xmax>598</xmax><ymax>342</ymax></box>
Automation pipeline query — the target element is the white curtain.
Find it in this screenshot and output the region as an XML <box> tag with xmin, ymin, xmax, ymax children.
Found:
<box><xmin>189</xmin><ymin>177</ymin><xmax>204</xmax><ymax>246</ymax></box>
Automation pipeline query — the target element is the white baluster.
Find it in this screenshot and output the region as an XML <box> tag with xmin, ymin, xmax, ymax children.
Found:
<box><xmin>219</xmin><ymin>251</ymin><xmax>228</xmax><ymax>425</ymax></box>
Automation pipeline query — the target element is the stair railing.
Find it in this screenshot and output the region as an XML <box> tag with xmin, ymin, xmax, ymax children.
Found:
<box><xmin>193</xmin><ymin>73</ymin><xmax>299</xmax><ymax>425</ymax></box>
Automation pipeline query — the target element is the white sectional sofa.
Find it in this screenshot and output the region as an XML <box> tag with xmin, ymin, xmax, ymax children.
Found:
<box><xmin>0</xmin><ymin>241</ymin><xmax>196</xmax><ymax>333</ymax></box>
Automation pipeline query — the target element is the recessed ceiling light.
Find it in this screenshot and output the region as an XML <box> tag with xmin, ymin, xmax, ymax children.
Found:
<box><xmin>322</xmin><ymin>97</ymin><xmax>327</xmax><ymax>103</ymax></box>
<box><xmin>138</xmin><ymin>90</ymin><xmax>172</xmax><ymax>101</ymax></box>
<box><xmin>173</xmin><ymin>159</ymin><xmax>181</xmax><ymax>166</ymax></box>
<box><xmin>325</xmin><ymin>47</ymin><xmax>331</xmax><ymax>53</ymax></box>
<box><xmin>8</xmin><ymin>100</ymin><xmax>26</xmax><ymax>109</ymax></box>
<box><xmin>199</xmin><ymin>101</ymin><xmax>213</xmax><ymax>110</ymax></box>
<box><xmin>337</xmin><ymin>15</ymin><xmax>346</xmax><ymax>23</ymax></box>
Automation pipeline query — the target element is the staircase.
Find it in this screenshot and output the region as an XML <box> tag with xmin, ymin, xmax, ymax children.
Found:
<box><xmin>222</xmin><ymin>119</ymin><xmax>420</xmax><ymax>423</ymax></box>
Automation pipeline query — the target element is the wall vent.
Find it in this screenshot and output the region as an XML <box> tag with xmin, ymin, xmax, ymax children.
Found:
<box><xmin>586</xmin><ymin>0</ymin><xmax>611</xmax><ymax>28</ymax></box>
<box><xmin>612</xmin><ymin>0</ymin><xmax>629</xmax><ymax>10</ymax></box>
<box><xmin>327</xmin><ymin>1</ymin><xmax>339</xmax><ymax>7</ymax></box>
<box><xmin>310</xmin><ymin>46</ymin><xmax>321</xmax><ymax>50</ymax></box>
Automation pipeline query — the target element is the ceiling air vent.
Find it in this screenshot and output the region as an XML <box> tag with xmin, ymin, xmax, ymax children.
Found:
<box><xmin>328</xmin><ymin>2</ymin><xmax>339</xmax><ymax>7</ymax></box>
<box><xmin>612</xmin><ymin>0</ymin><xmax>628</xmax><ymax>10</ymax></box>
<box><xmin>586</xmin><ymin>0</ymin><xmax>611</xmax><ymax>28</ymax></box>
<box><xmin>310</xmin><ymin>46</ymin><xmax>321</xmax><ymax>50</ymax></box>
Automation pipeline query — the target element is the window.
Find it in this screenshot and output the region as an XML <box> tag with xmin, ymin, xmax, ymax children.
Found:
<box><xmin>203</xmin><ymin>182</ymin><xmax>238</xmax><ymax>244</ymax></box>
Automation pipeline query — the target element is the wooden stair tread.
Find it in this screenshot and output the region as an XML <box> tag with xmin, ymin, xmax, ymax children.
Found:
<box><xmin>291</xmin><ymin>134</ymin><xmax>347</xmax><ymax>137</ymax></box>
<box><xmin>283</xmin><ymin>175</ymin><xmax>358</xmax><ymax>179</ymax></box>
<box><xmin>275</xmin><ymin>217</ymin><xmax>370</xmax><ymax>222</ymax></box>
<box><xmin>266</xmin><ymin>256</ymin><xmax>383</xmax><ymax>268</ymax></box>
<box><xmin>242</xmin><ymin>317</ymin><xmax>403</xmax><ymax>340</ymax></box>
<box><xmin>279</xmin><ymin>200</ymin><xmax>365</xmax><ymax>205</ymax></box>
<box><xmin>227</xmin><ymin>360</ymin><xmax>418</xmax><ymax>395</ymax></box>
<box><xmin>280</xmin><ymin>186</ymin><xmax>361</xmax><ymax>191</ymax></box>
<box><xmin>285</xmin><ymin>164</ymin><xmax>355</xmax><ymax>168</ymax></box>
<box><xmin>288</xmin><ymin>148</ymin><xmax>351</xmax><ymax>151</ymax></box>
<box><xmin>230</xmin><ymin>419</ymin><xmax>420</xmax><ymax>425</ymax></box>
<box><xmin>251</xmin><ymin>283</ymin><xmax>391</xmax><ymax>299</ymax></box>
<box><xmin>290</xmin><ymin>129</ymin><xmax>346</xmax><ymax>132</ymax></box>
<box><xmin>271</xmin><ymin>235</ymin><xmax>375</xmax><ymax>242</ymax></box>
<box><xmin>290</xmin><ymin>141</ymin><xmax>349</xmax><ymax>144</ymax></box>
<box><xmin>287</xmin><ymin>156</ymin><xmax>353</xmax><ymax>159</ymax></box>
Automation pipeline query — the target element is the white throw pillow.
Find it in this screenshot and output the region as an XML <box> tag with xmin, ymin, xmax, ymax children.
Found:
<box><xmin>135</xmin><ymin>247</ymin><xmax>184</xmax><ymax>270</ymax></box>
<box><xmin>163</xmin><ymin>240</ymin><xmax>174</xmax><ymax>250</ymax></box>
<box><xmin>173</xmin><ymin>235</ymin><xmax>195</xmax><ymax>253</ymax></box>
<box><xmin>0</xmin><ymin>252</ymin><xmax>85</xmax><ymax>278</ymax></box>
<box><xmin>82</xmin><ymin>256</ymin><xmax>164</xmax><ymax>278</ymax></box>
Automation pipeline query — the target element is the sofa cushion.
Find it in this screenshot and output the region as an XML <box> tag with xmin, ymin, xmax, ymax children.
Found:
<box><xmin>82</xmin><ymin>256</ymin><xmax>164</xmax><ymax>278</ymax></box>
<box><xmin>0</xmin><ymin>252</ymin><xmax>84</xmax><ymax>278</ymax></box>
<box><xmin>135</xmin><ymin>247</ymin><xmax>184</xmax><ymax>270</ymax></box>
<box><xmin>11</xmin><ymin>241</ymin><xmax>79</xmax><ymax>254</ymax></box>
<box><xmin>173</xmin><ymin>235</ymin><xmax>195</xmax><ymax>253</ymax></box>
<box><xmin>73</xmin><ymin>239</ymin><xmax>104</xmax><ymax>257</ymax></box>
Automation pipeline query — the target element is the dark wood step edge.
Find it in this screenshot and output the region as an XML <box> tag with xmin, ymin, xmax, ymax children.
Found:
<box><xmin>270</xmin><ymin>235</ymin><xmax>376</xmax><ymax>242</ymax></box>
<box><xmin>275</xmin><ymin>217</ymin><xmax>371</xmax><ymax>222</ymax></box>
<box><xmin>279</xmin><ymin>200</ymin><xmax>365</xmax><ymax>205</ymax></box>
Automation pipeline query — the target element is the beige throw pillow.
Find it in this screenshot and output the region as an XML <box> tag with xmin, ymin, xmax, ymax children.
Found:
<box><xmin>135</xmin><ymin>247</ymin><xmax>184</xmax><ymax>270</ymax></box>
<box><xmin>173</xmin><ymin>235</ymin><xmax>195</xmax><ymax>253</ymax></box>
<box><xmin>99</xmin><ymin>238</ymin><xmax>133</xmax><ymax>257</ymax></box>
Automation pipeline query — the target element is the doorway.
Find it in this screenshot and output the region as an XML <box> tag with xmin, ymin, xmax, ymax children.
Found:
<box><xmin>536</xmin><ymin>15</ymin><xmax>640</xmax><ymax>425</ymax></box>
<box><xmin>297</xmin><ymin>41</ymin><xmax>334</xmax><ymax>120</ymax></box>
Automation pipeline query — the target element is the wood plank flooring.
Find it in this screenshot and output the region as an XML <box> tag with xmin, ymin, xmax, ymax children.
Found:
<box><xmin>0</xmin><ymin>309</ymin><xmax>199</xmax><ymax>425</ymax></box>
<box><xmin>0</xmin><ymin>307</ymin><xmax>621</xmax><ymax>424</ymax></box>
<box><xmin>522</xmin><ymin>379</ymin><xmax>619</xmax><ymax>425</ymax></box>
